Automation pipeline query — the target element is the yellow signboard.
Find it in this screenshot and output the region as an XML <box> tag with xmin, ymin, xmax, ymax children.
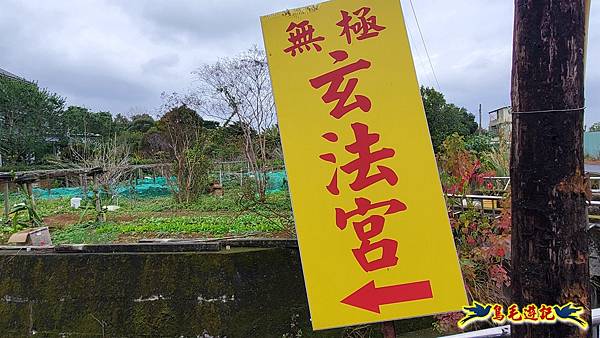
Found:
<box><xmin>261</xmin><ymin>0</ymin><xmax>467</xmax><ymax>330</ymax></box>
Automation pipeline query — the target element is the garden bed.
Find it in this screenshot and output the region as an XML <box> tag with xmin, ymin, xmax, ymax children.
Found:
<box><xmin>1</xmin><ymin>189</ymin><xmax>295</xmax><ymax>245</ymax></box>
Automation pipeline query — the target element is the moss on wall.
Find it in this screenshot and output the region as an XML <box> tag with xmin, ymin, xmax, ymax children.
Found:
<box><xmin>0</xmin><ymin>247</ymin><xmax>434</xmax><ymax>337</ymax></box>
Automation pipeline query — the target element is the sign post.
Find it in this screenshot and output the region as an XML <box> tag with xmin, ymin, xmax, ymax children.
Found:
<box><xmin>261</xmin><ymin>0</ymin><xmax>467</xmax><ymax>330</ymax></box>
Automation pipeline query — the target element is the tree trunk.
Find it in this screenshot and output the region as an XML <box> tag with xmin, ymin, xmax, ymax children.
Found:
<box><xmin>510</xmin><ymin>1</ymin><xmax>590</xmax><ymax>337</ymax></box>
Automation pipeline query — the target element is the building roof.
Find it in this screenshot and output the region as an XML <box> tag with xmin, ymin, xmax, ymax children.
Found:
<box><xmin>0</xmin><ymin>67</ymin><xmax>28</xmax><ymax>82</ymax></box>
<box><xmin>488</xmin><ymin>106</ymin><xmax>512</xmax><ymax>114</ymax></box>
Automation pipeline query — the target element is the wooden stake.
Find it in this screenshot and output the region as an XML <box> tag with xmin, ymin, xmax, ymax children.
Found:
<box><xmin>81</xmin><ymin>175</ymin><xmax>88</xmax><ymax>198</ymax></box>
<box><xmin>2</xmin><ymin>183</ymin><xmax>9</xmax><ymax>218</ymax></box>
<box><xmin>93</xmin><ymin>174</ymin><xmax>105</xmax><ymax>223</ymax></box>
<box><xmin>26</xmin><ymin>183</ymin><xmax>35</xmax><ymax>208</ymax></box>
<box><xmin>381</xmin><ymin>321</ymin><xmax>396</xmax><ymax>338</ymax></box>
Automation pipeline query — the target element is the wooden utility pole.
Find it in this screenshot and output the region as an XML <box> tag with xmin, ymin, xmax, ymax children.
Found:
<box><xmin>511</xmin><ymin>1</ymin><xmax>590</xmax><ymax>337</ymax></box>
<box><xmin>478</xmin><ymin>104</ymin><xmax>482</xmax><ymax>132</ymax></box>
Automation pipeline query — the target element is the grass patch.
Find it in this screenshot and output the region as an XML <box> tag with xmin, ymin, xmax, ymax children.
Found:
<box><xmin>98</xmin><ymin>214</ymin><xmax>285</xmax><ymax>236</ymax></box>
<box><xmin>111</xmin><ymin>196</ymin><xmax>176</xmax><ymax>213</ymax></box>
<box><xmin>52</xmin><ymin>223</ymin><xmax>119</xmax><ymax>244</ymax></box>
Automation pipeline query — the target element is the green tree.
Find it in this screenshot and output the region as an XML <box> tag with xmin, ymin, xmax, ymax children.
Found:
<box><xmin>113</xmin><ymin>113</ymin><xmax>130</xmax><ymax>134</ymax></box>
<box><xmin>589</xmin><ymin>122</ymin><xmax>600</xmax><ymax>132</ymax></box>
<box><xmin>0</xmin><ymin>76</ymin><xmax>65</xmax><ymax>164</ymax></box>
<box><xmin>129</xmin><ymin>114</ymin><xmax>155</xmax><ymax>133</ymax></box>
<box><xmin>62</xmin><ymin>106</ymin><xmax>114</xmax><ymax>140</ymax></box>
<box><xmin>159</xmin><ymin>105</ymin><xmax>212</xmax><ymax>203</ymax></box>
<box><xmin>421</xmin><ymin>87</ymin><xmax>478</xmax><ymax>151</ymax></box>
<box><xmin>465</xmin><ymin>133</ymin><xmax>494</xmax><ymax>156</ymax></box>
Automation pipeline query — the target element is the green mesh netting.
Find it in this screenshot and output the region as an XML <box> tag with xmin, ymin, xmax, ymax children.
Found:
<box><xmin>266</xmin><ymin>170</ymin><xmax>288</xmax><ymax>193</ymax></box>
<box><xmin>32</xmin><ymin>172</ymin><xmax>288</xmax><ymax>200</ymax></box>
<box><xmin>33</xmin><ymin>177</ymin><xmax>173</xmax><ymax>200</ymax></box>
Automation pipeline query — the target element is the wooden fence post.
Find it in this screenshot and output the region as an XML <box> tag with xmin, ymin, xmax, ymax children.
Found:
<box><xmin>93</xmin><ymin>174</ymin><xmax>105</xmax><ymax>223</ymax></box>
<box><xmin>2</xmin><ymin>182</ymin><xmax>9</xmax><ymax>218</ymax></box>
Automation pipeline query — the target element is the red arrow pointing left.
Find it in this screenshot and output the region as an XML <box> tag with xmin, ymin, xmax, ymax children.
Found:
<box><xmin>341</xmin><ymin>280</ymin><xmax>433</xmax><ymax>313</ymax></box>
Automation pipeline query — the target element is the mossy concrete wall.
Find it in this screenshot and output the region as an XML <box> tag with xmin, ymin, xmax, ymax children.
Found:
<box><xmin>0</xmin><ymin>245</ymin><xmax>434</xmax><ymax>337</ymax></box>
<box><xmin>0</xmin><ymin>247</ymin><xmax>336</xmax><ymax>337</ymax></box>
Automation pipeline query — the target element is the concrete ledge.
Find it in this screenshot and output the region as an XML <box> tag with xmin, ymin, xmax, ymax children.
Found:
<box><xmin>0</xmin><ymin>247</ymin><xmax>331</xmax><ymax>337</ymax></box>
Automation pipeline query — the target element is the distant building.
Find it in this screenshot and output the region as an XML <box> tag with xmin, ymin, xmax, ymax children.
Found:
<box><xmin>489</xmin><ymin>106</ymin><xmax>512</xmax><ymax>141</ymax></box>
<box><xmin>0</xmin><ymin>67</ymin><xmax>25</xmax><ymax>81</ymax></box>
<box><xmin>585</xmin><ymin>132</ymin><xmax>600</xmax><ymax>159</ymax></box>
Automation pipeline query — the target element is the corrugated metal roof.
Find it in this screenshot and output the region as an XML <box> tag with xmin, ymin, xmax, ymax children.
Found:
<box><xmin>0</xmin><ymin>67</ymin><xmax>27</xmax><ymax>82</ymax></box>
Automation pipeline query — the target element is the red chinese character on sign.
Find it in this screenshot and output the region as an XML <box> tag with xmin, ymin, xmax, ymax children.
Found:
<box><xmin>309</xmin><ymin>50</ymin><xmax>371</xmax><ymax>119</ymax></box>
<box><xmin>319</xmin><ymin>124</ymin><xmax>398</xmax><ymax>194</ymax></box>
<box><xmin>342</xmin><ymin>123</ymin><xmax>398</xmax><ymax>191</ymax></box>
<box><xmin>491</xmin><ymin>304</ymin><xmax>506</xmax><ymax>323</ymax></box>
<box><xmin>336</xmin><ymin>197</ymin><xmax>407</xmax><ymax>230</ymax></box>
<box><xmin>507</xmin><ymin>304</ymin><xmax>523</xmax><ymax>322</ymax></box>
<box><xmin>337</xmin><ymin>7</ymin><xmax>386</xmax><ymax>44</ymax></box>
<box><xmin>283</xmin><ymin>20</ymin><xmax>325</xmax><ymax>57</ymax></box>
<box><xmin>539</xmin><ymin>304</ymin><xmax>556</xmax><ymax>321</ymax></box>
<box><xmin>319</xmin><ymin>132</ymin><xmax>340</xmax><ymax>195</ymax></box>
<box><xmin>522</xmin><ymin>304</ymin><xmax>539</xmax><ymax>321</ymax></box>
<box><xmin>336</xmin><ymin>197</ymin><xmax>407</xmax><ymax>272</ymax></box>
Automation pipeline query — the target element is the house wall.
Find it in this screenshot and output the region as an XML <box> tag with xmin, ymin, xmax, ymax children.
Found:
<box><xmin>585</xmin><ymin>132</ymin><xmax>600</xmax><ymax>158</ymax></box>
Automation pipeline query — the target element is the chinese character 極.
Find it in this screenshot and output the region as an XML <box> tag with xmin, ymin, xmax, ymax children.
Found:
<box><xmin>337</xmin><ymin>7</ymin><xmax>386</xmax><ymax>44</ymax></box>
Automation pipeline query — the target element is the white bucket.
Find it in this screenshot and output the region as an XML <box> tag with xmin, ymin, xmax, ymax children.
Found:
<box><xmin>70</xmin><ymin>197</ymin><xmax>82</xmax><ymax>209</ymax></box>
<box><xmin>106</xmin><ymin>205</ymin><xmax>120</xmax><ymax>212</ymax></box>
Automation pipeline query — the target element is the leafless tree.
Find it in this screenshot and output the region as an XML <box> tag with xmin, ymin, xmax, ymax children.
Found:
<box><xmin>69</xmin><ymin>136</ymin><xmax>131</xmax><ymax>200</ymax></box>
<box><xmin>191</xmin><ymin>46</ymin><xmax>277</xmax><ymax>200</ymax></box>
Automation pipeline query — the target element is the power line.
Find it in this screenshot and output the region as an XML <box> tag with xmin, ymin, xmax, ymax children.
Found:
<box><xmin>408</xmin><ymin>0</ymin><xmax>441</xmax><ymax>91</ymax></box>
<box><xmin>406</xmin><ymin>17</ymin><xmax>435</xmax><ymax>88</ymax></box>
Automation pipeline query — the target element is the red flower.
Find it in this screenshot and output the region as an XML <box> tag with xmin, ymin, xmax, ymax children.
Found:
<box><xmin>495</xmin><ymin>247</ymin><xmax>506</xmax><ymax>258</ymax></box>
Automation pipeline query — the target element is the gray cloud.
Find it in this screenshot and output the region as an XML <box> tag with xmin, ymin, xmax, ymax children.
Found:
<box><xmin>0</xmin><ymin>0</ymin><xmax>598</xmax><ymax>126</ymax></box>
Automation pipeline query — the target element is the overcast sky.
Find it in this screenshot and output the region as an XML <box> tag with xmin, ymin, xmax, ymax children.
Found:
<box><xmin>1</xmin><ymin>0</ymin><xmax>599</xmax><ymax>127</ymax></box>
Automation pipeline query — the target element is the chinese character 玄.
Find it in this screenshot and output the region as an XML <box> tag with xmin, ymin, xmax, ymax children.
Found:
<box><xmin>309</xmin><ymin>50</ymin><xmax>371</xmax><ymax>119</ymax></box>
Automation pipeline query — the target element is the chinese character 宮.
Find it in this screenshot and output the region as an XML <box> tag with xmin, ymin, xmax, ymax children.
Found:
<box><xmin>336</xmin><ymin>197</ymin><xmax>407</xmax><ymax>272</ymax></box>
<box><xmin>283</xmin><ymin>20</ymin><xmax>325</xmax><ymax>57</ymax></box>
<box><xmin>309</xmin><ymin>50</ymin><xmax>371</xmax><ymax>119</ymax></box>
<box><xmin>337</xmin><ymin>7</ymin><xmax>386</xmax><ymax>44</ymax></box>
